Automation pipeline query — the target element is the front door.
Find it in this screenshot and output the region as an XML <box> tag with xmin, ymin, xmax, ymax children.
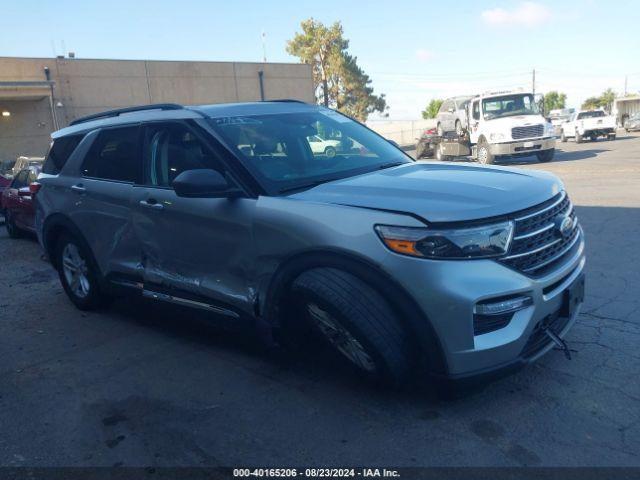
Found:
<box><xmin>130</xmin><ymin>121</ymin><xmax>256</xmax><ymax>314</ymax></box>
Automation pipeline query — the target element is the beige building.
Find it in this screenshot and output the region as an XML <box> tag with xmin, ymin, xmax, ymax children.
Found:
<box><xmin>0</xmin><ymin>56</ymin><xmax>314</xmax><ymax>161</ymax></box>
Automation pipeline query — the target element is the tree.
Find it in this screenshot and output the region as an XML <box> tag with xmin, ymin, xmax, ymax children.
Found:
<box><xmin>581</xmin><ymin>88</ymin><xmax>617</xmax><ymax>112</ymax></box>
<box><xmin>543</xmin><ymin>91</ymin><xmax>567</xmax><ymax>115</ymax></box>
<box><xmin>421</xmin><ymin>99</ymin><xmax>443</xmax><ymax>119</ymax></box>
<box><xmin>582</xmin><ymin>96</ymin><xmax>600</xmax><ymax>110</ymax></box>
<box><xmin>287</xmin><ymin>19</ymin><xmax>387</xmax><ymax>121</ymax></box>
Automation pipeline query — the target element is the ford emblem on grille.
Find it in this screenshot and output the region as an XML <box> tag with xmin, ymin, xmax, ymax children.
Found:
<box><xmin>555</xmin><ymin>214</ymin><xmax>574</xmax><ymax>238</ymax></box>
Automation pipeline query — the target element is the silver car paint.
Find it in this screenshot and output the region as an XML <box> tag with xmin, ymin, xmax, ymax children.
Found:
<box><xmin>36</xmin><ymin>103</ymin><xmax>585</xmax><ymax>379</ymax></box>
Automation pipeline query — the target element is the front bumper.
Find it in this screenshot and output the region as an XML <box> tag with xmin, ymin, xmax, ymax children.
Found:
<box><xmin>490</xmin><ymin>137</ymin><xmax>555</xmax><ymax>155</ymax></box>
<box><xmin>381</xmin><ymin>231</ymin><xmax>585</xmax><ymax>379</ymax></box>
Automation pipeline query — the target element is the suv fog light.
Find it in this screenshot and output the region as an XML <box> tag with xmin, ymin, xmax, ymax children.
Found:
<box><xmin>474</xmin><ymin>296</ymin><xmax>533</xmax><ymax>316</ymax></box>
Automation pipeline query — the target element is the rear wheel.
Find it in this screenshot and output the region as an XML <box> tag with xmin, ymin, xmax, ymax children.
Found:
<box><xmin>537</xmin><ymin>148</ymin><xmax>555</xmax><ymax>163</ymax></box>
<box><xmin>608</xmin><ymin>134</ymin><xmax>617</xmax><ymax>141</ymax></box>
<box><xmin>575</xmin><ymin>131</ymin><xmax>583</xmax><ymax>144</ymax></box>
<box><xmin>477</xmin><ymin>138</ymin><xmax>494</xmax><ymax>165</ymax></box>
<box><xmin>437</xmin><ymin>122</ymin><xmax>444</xmax><ymax>137</ymax></box>
<box><xmin>560</xmin><ymin>130</ymin><xmax>567</xmax><ymax>143</ymax></box>
<box><xmin>55</xmin><ymin>233</ymin><xmax>110</xmax><ymax>310</ymax></box>
<box><xmin>290</xmin><ymin>268</ymin><xmax>413</xmax><ymax>386</ymax></box>
<box><xmin>455</xmin><ymin>120</ymin><xmax>463</xmax><ymax>136</ymax></box>
<box><xmin>324</xmin><ymin>146</ymin><xmax>336</xmax><ymax>158</ymax></box>
<box><xmin>5</xmin><ymin>211</ymin><xmax>22</xmax><ymax>238</ymax></box>
<box><xmin>415</xmin><ymin>141</ymin><xmax>426</xmax><ymax>159</ymax></box>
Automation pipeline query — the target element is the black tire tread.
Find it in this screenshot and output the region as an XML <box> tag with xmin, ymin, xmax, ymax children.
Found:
<box><xmin>291</xmin><ymin>267</ymin><xmax>412</xmax><ymax>384</ymax></box>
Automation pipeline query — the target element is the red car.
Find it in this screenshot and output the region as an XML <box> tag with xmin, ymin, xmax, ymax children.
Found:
<box><xmin>2</xmin><ymin>166</ymin><xmax>41</xmax><ymax>238</ymax></box>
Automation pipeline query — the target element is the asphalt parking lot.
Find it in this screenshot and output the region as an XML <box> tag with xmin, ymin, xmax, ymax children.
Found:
<box><xmin>1</xmin><ymin>133</ymin><xmax>639</xmax><ymax>468</ymax></box>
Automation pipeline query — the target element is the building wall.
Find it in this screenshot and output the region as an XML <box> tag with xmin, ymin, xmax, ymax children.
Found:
<box><xmin>0</xmin><ymin>56</ymin><xmax>314</xmax><ymax>161</ymax></box>
<box><xmin>367</xmin><ymin>119</ymin><xmax>436</xmax><ymax>147</ymax></box>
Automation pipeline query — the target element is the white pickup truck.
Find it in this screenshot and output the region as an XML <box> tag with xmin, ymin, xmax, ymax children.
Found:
<box><xmin>559</xmin><ymin>110</ymin><xmax>616</xmax><ymax>143</ymax></box>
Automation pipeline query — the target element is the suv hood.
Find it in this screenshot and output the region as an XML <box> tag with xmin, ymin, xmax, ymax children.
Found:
<box><xmin>289</xmin><ymin>163</ymin><xmax>562</xmax><ymax>223</ymax></box>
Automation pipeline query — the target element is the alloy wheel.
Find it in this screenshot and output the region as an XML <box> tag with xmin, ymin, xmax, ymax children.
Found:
<box><xmin>62</xmin><ymin>243</ymin><xmax>91</xmax><ymax>298</ymax></box>
<box><xmin>307</xmin><ymin>302</ymin><xmax>376</xmax><ymax>373</ymax></box>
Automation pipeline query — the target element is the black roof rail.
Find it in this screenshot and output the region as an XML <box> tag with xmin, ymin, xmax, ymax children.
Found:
<box><xmin>69</xmin><ymin>103</ymin><xmax>184</xmax><ymax>126</ymax></box>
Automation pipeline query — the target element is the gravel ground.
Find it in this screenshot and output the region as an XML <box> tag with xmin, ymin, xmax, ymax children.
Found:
<box><xmin>0</xmin><ymin>132</ymin><xmax>639</xmax><ymax>467</ymax></box>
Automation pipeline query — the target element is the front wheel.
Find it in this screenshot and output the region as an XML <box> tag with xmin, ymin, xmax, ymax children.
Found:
<box><xmin>436</xmin><ymin>122</ymin><xmax>444</xmax><ymax>137</ymax></box>
<box><xmin>324</xmin><ymin>146</ymin><xmax>336</xmax><ymax>158</ymax></box>
<box><xmin>537</xmin><ymin>148</ymin><xmax>555</xmax><ymax>163</ymax></box>
<box><xmin>477</xmin><ymin>139</ymin><xmax>495</xmax><ymax>164</ymax></box>
<box><xmin>290</xmin><ymin>268</ymin><xmax>413</xmax><ymax>386</ymax></box>
<box><xmin>5</xmin><ymin>211</ymin><xmax>22</xmax><ymax>238</ymax></box>
<box><xmin>560</xmin><ymin>130</ymin><xmax>567</xmax><ymax>143</ymax></box>
<box><xmin>55</xmin><ymin>234</ymin><xmax>110</xmax><ymax>310</ymax></box>
<box><xmin>575</xmin><ymin>131</ymin><xmax>583</xmax><ymax>144</ymax></box>
<box><xmin>455</xmin><ymin>120</ymin><xmax>463</xmax><ymax>136</ymax></box>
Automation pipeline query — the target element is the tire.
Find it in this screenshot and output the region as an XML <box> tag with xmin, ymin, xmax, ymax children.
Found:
<box><xmin>537</xmin><ymin>148</ymin><xmax>555</xmax><ymax>163</ymax></box>
<box><xmin>5</xmin><ymin>211</ymin><xmax>22</xmax><ymax>239</ymax></box>
<box><xmin>609</xmin><ymin>134</ymin><xmax>616</xmax><ymax>141</ymax></box>
<box><xmin>560</xmin><ymin>130</ymin><xmax>567</xmax><ymax>143</ymax></box>
<box><xmin>55</xmin><ymin>233</ymin><xmax>110</xmax><ymax>311</ymax></box>
<box><xmin>290</xmin><ymin>268</ymin><xmax>412</xmax><ymax>386</ymax></box>
<box><xmin>477</xmin><ymin>138</ymin><xmax>495</xmax><ymax>165</ymax></box>
<box><xmin>455</xmin><ymin>120</ymin><xmax>463</xmax><ymax>136</ymax></box>
<box><xmin>324</xmin><ymin>146</ymin><xmax>336</xmax><ymax>158</ymax></box>
<box><xmin>436</xmin><ymin>122</ymin><xmax>444</xmax><ymax>137</ymax></box>
<box><xmin>575</xmin><ymin>131</ymin><xmax>583</xmax><ymax>144</ymax></box>
<box><xmin>415</xmin><ymin>142</ymin><xmax>426</xmax><ymax>159</ymax></box>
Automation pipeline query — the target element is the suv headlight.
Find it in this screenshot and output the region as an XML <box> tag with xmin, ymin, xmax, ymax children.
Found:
<box><xmin>375</xmin><ymin>222</ymin><xmax>514</xmax><ymax>259</ymax></box>
<box><xmin>489</xmin><ymin>133</ymin><xmax>505</xmax><ymax>141</ymax></box>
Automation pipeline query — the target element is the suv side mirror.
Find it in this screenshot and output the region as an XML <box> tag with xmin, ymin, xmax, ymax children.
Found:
<box><xmin>172</xmin><ymin>169</ymin><xmax>242</xmax><ymax>198</ymax></box>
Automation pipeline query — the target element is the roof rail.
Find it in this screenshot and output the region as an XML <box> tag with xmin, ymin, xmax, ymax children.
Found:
<box><xmin>269</xmin><ymin>99</ymin><xmax>308</xmax><ymax>104</ymax></box>
<box><xmin>69</xmin><ymin>103</ymin><xmax>184</xmax><ymax>126</ymax></box>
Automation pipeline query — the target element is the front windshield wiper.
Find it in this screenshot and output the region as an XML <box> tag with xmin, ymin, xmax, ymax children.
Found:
<box><xmin>278</xmin><ymin>179</ymin><xmax>332</xmax><ymax>194</ymax></box>
<box><xmin>377</xmin><ymin>161</ymin><xmax>408</xmax><ymax>170</ymax></box>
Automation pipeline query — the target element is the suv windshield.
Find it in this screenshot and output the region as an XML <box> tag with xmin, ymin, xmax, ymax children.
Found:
<box><xmin>577</xmin><ymin>111</ymin><xmax>605</xmax><ymax>119</ymax></box>
<box><xmin>482</xmin><ymin>94</ymin><xmax>539</xmax><ymax>120</ymax></box>
<box><xmin>208</xmin><ymin>108</ymin><xmax>412</xmax><ymax>193</ymax></box>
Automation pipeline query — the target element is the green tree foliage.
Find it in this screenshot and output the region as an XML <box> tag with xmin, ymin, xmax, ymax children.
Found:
<box><xmin>543</xmin><ymin>91</ymin><xmax>567</xmax><ymax>115</ymax></box>
<box><xmin>421</xmin><ymin>99</ymin><xmax>443</xmax><ymax>119</ymax></box>
<box><xmin>287</xmin><ymin>19</ymin><xmax>387</xmax><ymax>121</ymax></box>
<box><xmin>581</xmin><ymin>88</ymin><xmax>617</xmax><ymax>112</ymax></box>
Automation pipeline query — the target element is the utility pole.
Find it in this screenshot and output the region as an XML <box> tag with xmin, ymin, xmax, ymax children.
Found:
<box><xmin>624</xmin><ymin>75</ymin><xmax>628</xmax><ymax>96</ymax></box>
<box><xmin>532</xmin><ymin>68</ymin><xmax>536</xmax><ymax>95</ymax></box>
<box><xmin>261</xmin><ymin>30</ymin><xmax>267</xmax><ymax>63</ymax></box>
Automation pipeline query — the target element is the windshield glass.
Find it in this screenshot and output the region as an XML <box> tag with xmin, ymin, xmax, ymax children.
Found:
<box><xmin>577</xmin><ymin>111</ymin><xmax>605</xmax><ymax>119</ymax></box>
<box><xmin>482</xmin><ymin>94</ymin><xmax>539</xmax><ymax>120</ymax></box>
<box><xmin>208</xmin><ymin>109</ymin><xmax>412</xmax><ymax>194</ymax></box>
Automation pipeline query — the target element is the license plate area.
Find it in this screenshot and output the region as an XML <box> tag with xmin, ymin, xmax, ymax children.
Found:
<box><xmin>523</xmin><ymin>141</ymin><xmax>534</xmax><ymax>148</ymax></box>
<box><xmin>560</xmin><ymin>273</ymin><xmax>585</xmax><ymax>318</ymax></box>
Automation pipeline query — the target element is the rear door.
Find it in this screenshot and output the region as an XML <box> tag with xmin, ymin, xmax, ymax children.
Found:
<box><xmin>71</xmin><ymin>125</ymin><xmax>142</xmax><ymax>278</ymax></box>
<box><xmin>130</xmin><ymin>121</ymin><xmax>256</xmax><ymax>314</ymax></box>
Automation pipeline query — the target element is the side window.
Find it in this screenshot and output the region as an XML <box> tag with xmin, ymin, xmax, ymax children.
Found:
<box><xmin>439</xmin><ymin>101</ymin><xmax>448</xmax><ymax>113</ymax></box>
<box><xmin>143</xmin><ymin>123</ymin><xmax>221</xmax><ymax>187</ymax></box>
<box><xmin>43</xmin><ymin>134</ymin><xmax>85</xmax><ymax>175</ymax></box>
<box><xmin>472</xmin><ymin>101</ymin><xmax>480</xmax><ymax>121</ymax></box>
<box><xmin>11</xmin><ymin>170</ymin><xmax>29</xmax><ymax>189</ymax></box>
<box><xmin>81</xmin><ymin>126</ymin><xmax>140</xmax><ymax>182</ymax></box>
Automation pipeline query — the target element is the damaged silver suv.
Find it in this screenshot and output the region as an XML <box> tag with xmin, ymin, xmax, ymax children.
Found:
<box><xmin>36</xmin><ymin>101</ymin><xmax>585</xmax><ymax>386</ymax></box>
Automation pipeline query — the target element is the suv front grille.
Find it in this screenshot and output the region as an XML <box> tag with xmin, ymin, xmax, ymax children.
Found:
<box><xmin>500</xmin><ymin>192</ymin><xmax>582</xmax><ymax>277</ymax></box>
<box><xmin>512</xmin><ymin>124</ymin><xmax>544</xmax><ymax>139</ymax></box>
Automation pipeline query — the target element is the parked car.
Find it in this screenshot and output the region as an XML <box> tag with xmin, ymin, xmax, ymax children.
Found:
<box><xmin>624</xmin><ymin>112</ymin><xmax>640</xmax><ymax>132</ymax></box>
<box><xmin>10</xmin><ymin>156</ymin><xmax>44</xmax><ymax>177</ymax></box>
<box><xmin>436</xmin><ymin>96</ymin><xmax>473</xmax><ymax>136</ymax></box>
<box><xmin>414</xmin><ymin>127</ymin><xmax>438</xmax><ymax>159</ymax></box>
<box><xmin>306</xmin><ymin>134</ymin><xmax>342</xmax><ymax>157</ymax></box>
<box><xmin>559</xmin><ymin>110</ymin><xmax>617</xmax><ymax>143</ymax></box>
<box><xmin>0</xmin><ymin>173</ymin><xmax>11</xmax><ymax>222</ymax></box>
<box><xmin>2</xmin><ymin>166</ymin><xmax>41</xmax><ymax>237</ymax></box>
<box><xmin>35</xmin><ymin>102</ymin><xmax>585</xmax><ymax>387</ymax></box>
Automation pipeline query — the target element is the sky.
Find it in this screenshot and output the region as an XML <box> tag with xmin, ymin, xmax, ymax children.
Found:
<box><xmin>1</xmin><ymin>0</ymin><xmax>638</xmax><ymax>120</ymax></box>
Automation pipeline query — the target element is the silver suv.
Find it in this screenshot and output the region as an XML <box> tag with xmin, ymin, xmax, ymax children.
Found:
<box><xmin>35</xmin><ymin>101</ymin><xmax>585</xmax><ymax>387</ymax></box>
<box><xmin>436</xmin><ymin>96</ymin><xmax>473</xmax><ymax>136</ymax></box>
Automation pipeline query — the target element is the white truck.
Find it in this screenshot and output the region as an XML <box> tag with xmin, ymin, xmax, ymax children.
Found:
<box><xmin>435</xmin><ymin>90</ymin><xmax>556</xmax><ymax>164</ymax></box>
<box><xmin>559</xmin><ymin>110</ymin><xmax>616</xmax><ymax>143</ymax></box>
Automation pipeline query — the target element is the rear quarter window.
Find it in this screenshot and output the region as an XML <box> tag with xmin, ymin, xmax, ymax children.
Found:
<box><xmin>43</xmin><ymin>134</ymin><xmax>85</xmax><ymax>175</ymax></box>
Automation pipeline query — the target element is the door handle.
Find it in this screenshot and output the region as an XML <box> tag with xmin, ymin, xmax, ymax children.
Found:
<box><xmin>139</xmin><ymin>199</ymin><xmax>164</xmax><ymax>211</ymax></box>
<box><xmin>70</xmin><ymin>184</ymin><xmax>86</xmax><ymax>193</ymax></box>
